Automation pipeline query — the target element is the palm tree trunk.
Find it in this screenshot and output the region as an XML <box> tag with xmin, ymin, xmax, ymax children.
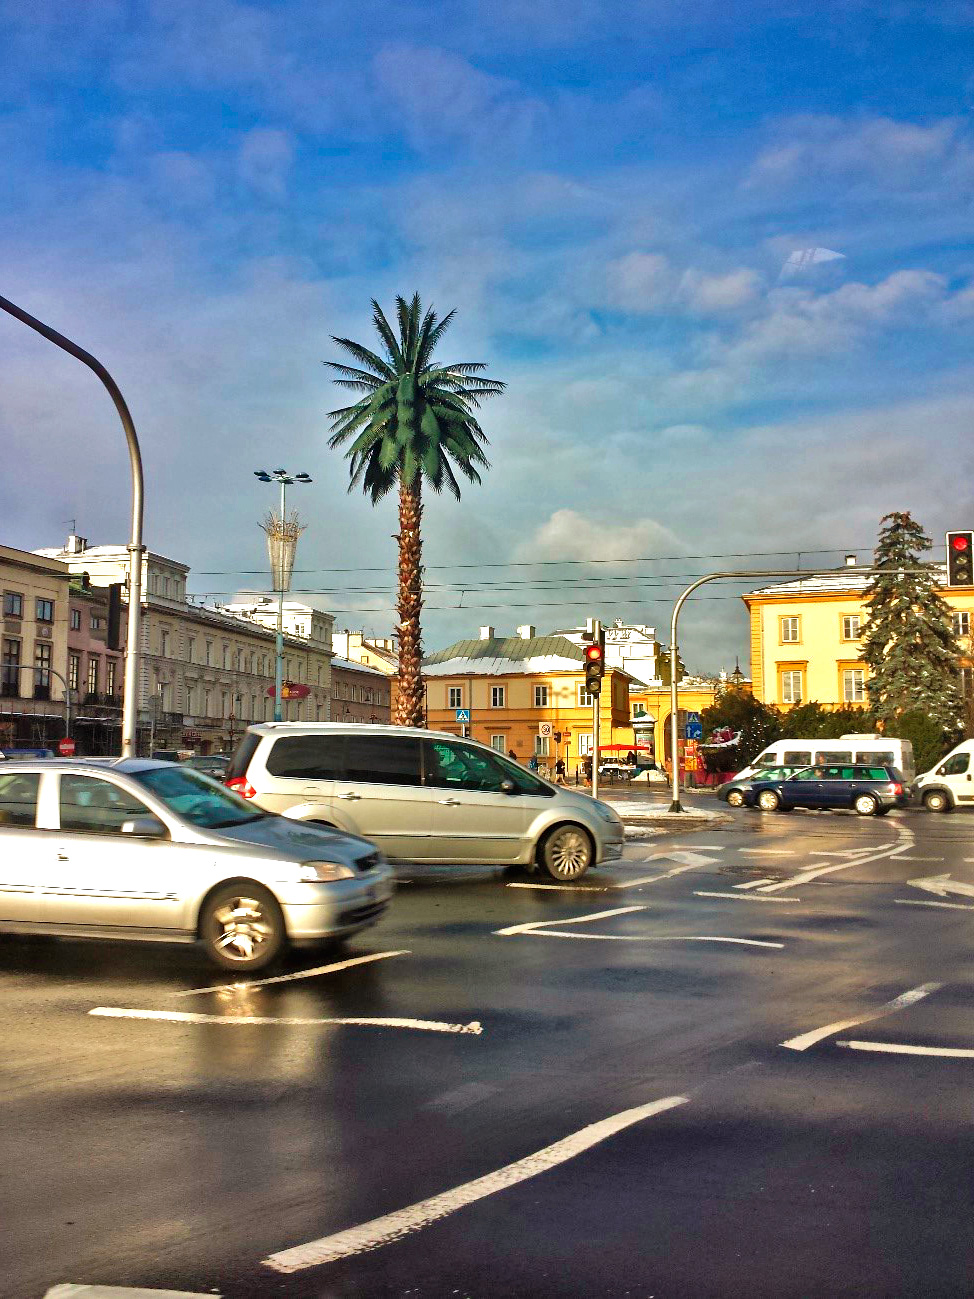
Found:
<box><xmin>395</xmin><ymin>476</ymin><xmax>425</xmax><ymax>726</ymax></box>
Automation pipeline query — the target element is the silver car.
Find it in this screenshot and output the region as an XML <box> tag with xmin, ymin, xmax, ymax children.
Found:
<box><xmin>226</xmin><ymin>723</ymin><xmax>625</xmax><ymax>881</ymax></box>
<box><xmin>0</xmin><ymin>758</ymin><xmax>394</xmax><ymax>971</ymax></box>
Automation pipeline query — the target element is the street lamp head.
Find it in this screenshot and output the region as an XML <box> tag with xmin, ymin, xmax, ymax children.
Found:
<box><xmin>254</xmin><ymin>471</ymin><xmax>272</xmax><ymax>482</ymax></box>
<box><xmin>295</xmin><ymin>473</ymin><xmax>313</xmax><ymax>483</ymax></box>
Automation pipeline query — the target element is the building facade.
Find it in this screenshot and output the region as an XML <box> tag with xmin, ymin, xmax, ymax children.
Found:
<box><xmin>68</xmin><ymin>580</ymin><xmax>126</xmax><ymax>754</ymax></box>
<box><xmin>417</xmin><ymin>625</ymin><xmax>633</xmax><ymax>778</ymax></box>
<box><xmin>331</xmin><ymin>656</ymin><xmax>392</xmax><ymax>723</ymax></box>
<box><xmin>332</xmin><ymin>630</ymin><xmax>399</xmax><ymax>675</ymax></box>
<box><xmin>0</xmin><ymin>543</ymin><xmax>71</xmax><ymax>749</ymax></box>
<box><xmin>743</xmin><ymin>569</ymin><xmax>974</xmax><ymax>709</ymax></box>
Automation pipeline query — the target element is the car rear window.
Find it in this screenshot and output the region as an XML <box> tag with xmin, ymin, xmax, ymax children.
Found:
<box><xmin>345</xmin><ymin>734</ymin><xmax>422</xmax><ymax>786</ymax></box>
<box><xmin>0</xmin><ymin>771</ymin><xmax>39</xmax><ymax>827</ymax></box>
<box><xmin>266</xmin><ymin>734</ymin><xmax>345</xmax><ymax>780</ymax></box>
<box><xmin>865</xmin><ymin>766</ymin><xmax>892</xmax><ymax>779</ymax></box>
<box><xmin>226</xmin><ymin>731</ymin><xmax>262</xmax><ymax>781</ymax></box>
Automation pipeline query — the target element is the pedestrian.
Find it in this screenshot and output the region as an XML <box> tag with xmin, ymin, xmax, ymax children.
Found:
<box><xmin>555</xmin><ymin>756</ymin><xmax>566</xmax><ymax>784</ymax></box>
<box><xmin>508</xmin><ymin>748</ymin><xmax>518</xmax><ymax>761</ymax></box>
<box><xmin>528</xmin><ymin>754</ymin><xmax>539</xmax><ymax>772</ymax></box>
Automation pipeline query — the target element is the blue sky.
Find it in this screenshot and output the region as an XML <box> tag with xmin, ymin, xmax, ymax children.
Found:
<box><xmin>2</xmin><ymin>0</ymin><xmax>973</xmax><ymax>670</ymax></box>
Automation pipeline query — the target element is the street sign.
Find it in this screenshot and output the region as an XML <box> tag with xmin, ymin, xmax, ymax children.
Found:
<box><xmin>685</xmin><ymin>711</ymin><xmax>703</xmax><ymax>741</ymax></box>
<box><xmin>455</xmin><ymin>708</ymin><xmax>470</xmax><ymax>723</ymax></box>
<box><xmin>539</xmin><ymin>721</ymin><xmax>553</xmax><ymax>737</ymax></box>
<box><xmin>58</xmin><ymin>737</ymin><xmax>75</xmax><ymax>757</ymax></box>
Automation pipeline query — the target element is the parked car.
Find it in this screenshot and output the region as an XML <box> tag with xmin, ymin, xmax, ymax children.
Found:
<box><xmin>744</xmin><ymin>764</ymin><xmax>909</xmax><ymax>816</ymax></box>
<box><xmin>915</xmin><ymin>739</ymin><xmax>974</xmax><ymax>812</ymax></box>
<box><xmin>226</xmin><ymin>723</ymin><xmax>625</xmax><ymax>880</ymax></box>
<box><xmin>184</xmin><ymin>753</ymin><xmax>230</xmax><ymax>779</ymax></box>
<box><xmin>0</xmin><ymin>757</ymin><xmax>394</xmax><ymax>971</ymax></box>
<box><xmin>717</xmin><ymin>765</ymin><xmax>803</xmax><ymax>807</ymax></box>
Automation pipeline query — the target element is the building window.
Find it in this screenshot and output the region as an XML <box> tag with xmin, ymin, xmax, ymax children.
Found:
<box><xmin>534</xmin><ymin>684</ymin><xmax>549</xmax><ymax>707</ymax></box>
<box><xmin>87</xmin><ymin>657</ymin><xmax>99</xmax><ymax>696</ymax></box>
<box><xmin>578</xmin><ymin>733</ymin><xmax>594</xmax><ymax>756</ymax></box>
<box><xmin>842</xmin><ymin>668</ymin><xmax>865</xmax><ymax>702</ymax></box>
<box><xmin>578</xmin><ymin>685</ymin><xmax>595</xmax><ymax>707</ymax></box>
<box><xmin>90</xmin><ymin>614</ymin><xmax>104</xmax><ymax>631</ymax></box>
<box><xmin>491</xmin><ymin>685</ymin><xmax>506</xmax><ymax>708</ymax></box>
<box><xmin>779</xmin><ymin>616</ymin><xmax>800</xmax><ymax>644</ymax></box>
<box><xmin>3</xmin><ymin>591</ymin><xmax>23</xmax><ymax>618</ymax></box>
<box><xmin>490</xmin><ymin>734</ymin><xmax>505</xmax><ymax>752</ymax></box>
<box><xmin>35</xmin><ymin>598</ymin><xmax>54</xmax><ymax>623</ymax></box>
<box><xmin>106</xmin><ymin>660</ymin><xmax>117</xmax><ymax>697</ymax></box>
<box><xmin>448</xmin><ymin>686</ymin><xmax>463</xmax><ymax>709</ymax></box>
<box><xmin>160</xmin><ymin>630</ymin><xmax>170</xmax><ymax>658</ymax></box>
<box><xmin>203</xmin><ymin>689</ymin><xmax>211</xmax><ymax>716</ymax></box>
<box><xmin>68</xmin><ymin>652</ymin><xmax>80</xmax><ymax>692</ymax></box>
<box><xmin>34</xmin><ymin>641</ymin><xmax>52</xmax><ymax>699</ymax></box>
<box><xmin>534</xmin><ymin>734</ymin><xmax>550</xmax><ymax>756</ymax></box>
<box><xmin>70</xmin><ymin>608</ymin><xmax>81</xmax><ymax>631</ymax></box>
<box><xmin>205</xmin><ymin>641</ymin><xmax>212</xmax><ymax>666</ymax></box>
<box><xmin>842</xmin><ymin>615</ymin><xmax>861</xmax><ymax>641</ymax></box>
<box><xmin>1</xmin><ymin>638</ymin><xmax>21</xmax><ymax>696</ymax></box>
<box><xmin>780</xmin><ymin>669</ymin><xmax>803</xmax><ymax>704</ymax></box>
<box><xmin>187</xmin><ymin>637</ymin><xmax>196</xmax><ymax>663</ymax></box>
<box><xmin>223</xmin><ymin>645</ymin><xmax>229</xmax><ymax>669</ymax></box>
<box><xmin>952</xmin><ymin>612</ymin><xmax>971</xmax><ymax>638</ymax></box>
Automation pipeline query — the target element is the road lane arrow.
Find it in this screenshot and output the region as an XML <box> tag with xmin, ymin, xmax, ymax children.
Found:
<box><xmin>907</xmin><ymin>873</ymin><xmax>974</xmax><ymax>900</ymax></box>
<box><xmin>649</xmin><ymin>850</ymin><xmax>720</xmax><ymax>869</ymax></box>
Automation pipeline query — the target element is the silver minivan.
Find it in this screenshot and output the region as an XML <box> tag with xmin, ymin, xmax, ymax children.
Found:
<box><xmin>226</xmin><ymin>724</ymin><xmax>625</xmax><ymax>880</ymax></box>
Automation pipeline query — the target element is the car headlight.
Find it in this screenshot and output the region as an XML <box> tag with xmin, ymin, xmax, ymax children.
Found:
<box><xmin>297</xmin><ymin>861</ymin><xmax>356</xmax><ymax>882</ymax></box>
<box><xmin>593</xmin><ymin>801</ymin><xmax>620</xmax><ymax>824</ymax></box>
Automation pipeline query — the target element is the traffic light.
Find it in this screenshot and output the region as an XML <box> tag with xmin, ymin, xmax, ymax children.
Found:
<box><xmin>947</xmin><ymin>531</ymin><xmax>974</xmax><ymax>587</ymax></box>
<box><xmin>106</xmin><ymin>583</ymin><xmax>124</xmax><ymax>650</ymax></box>
<box><xmin>584</xmin><ymin>643</ymin><xmax>605</xmax><ymax>695</ymax></box>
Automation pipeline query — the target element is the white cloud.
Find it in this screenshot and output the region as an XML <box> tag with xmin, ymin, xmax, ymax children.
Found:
<box><xmin>237</xmin><ymin>128</ymin><xmax>294</xmax><ymax>200</ymax></box>
<box><xmin>604</xmin><ymin>252</ymin><xmax>673</xmax><ymax>313</ymax></box>
<box><xmin>517</xmin><ymin>509</ymin><xmax>683</xmax><ymax>563</ymax></box>
<box><xmin>679</xmin><ymin>268</ymin><xmax>763</xmax><ymax>314</ymax></box>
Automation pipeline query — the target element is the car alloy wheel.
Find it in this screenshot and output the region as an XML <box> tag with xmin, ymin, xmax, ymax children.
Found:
<box><xmin>757</xmin><ymin>790</ymin><xmax>780</xmax><ymax>812</ymax></box>
<box><xmin>854</xmin><ymin>794</ymin><xmax>878</xmax><ymax>816</ymax></box>
<box><xmin>726</xmin><ymin>789</ymin><xmax>745</xmax><ymax>807</ymax></box>
<box><xmin>542</xmin><ymin>824</ymin><xmax>593</xmax><ymax>880</ymax></box>
<box><xmin>201</xmin><ymin>883</ymin><xmax>285</xmax><ymax>971</ymax></box>
<box><xmin>923</xmin><ymin>790</ymin><xmax>950</xmax><ymax>813</ymax></box>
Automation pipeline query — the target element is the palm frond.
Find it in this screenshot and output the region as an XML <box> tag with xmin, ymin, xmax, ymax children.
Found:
<box><xmin>371</xmin><ymin>300</ymin><xmax>405</xmax><ymax>371</ymax></box>
<box><xmin>330</xmin><ymin>337</ymin><xmax>396</xmax><ymax>380</ymax></box>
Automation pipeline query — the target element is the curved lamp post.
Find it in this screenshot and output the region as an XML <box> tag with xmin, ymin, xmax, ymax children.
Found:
<box><xmin>0</xmin><ymin>294</ymin><xmax>144</xmax><ymax>757</ymax></box>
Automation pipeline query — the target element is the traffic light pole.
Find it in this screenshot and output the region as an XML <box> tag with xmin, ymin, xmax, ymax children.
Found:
<box><xmin>667</xmin><ymin>566</ymin><xmax>881</xmax><ymax>813</ymax></box>
<box><xmin>592</xmin><ymin>691</ymin><xmax>600</xmax><ymax>800</ymax></box>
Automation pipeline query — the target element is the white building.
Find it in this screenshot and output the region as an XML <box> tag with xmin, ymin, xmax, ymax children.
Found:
<box><xmin>554</xmin><ymin>620</ymin><xmax>660</xmax><ymax>686</ymax></box>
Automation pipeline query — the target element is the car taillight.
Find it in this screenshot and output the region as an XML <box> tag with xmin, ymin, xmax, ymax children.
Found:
<box><xmin>226</xmin><ymin>776</ymin><xmax>256</xmax><ymax>799</ymax></box>
<box><xmin>888</xmin><ymin>782</ymin><xmax>902</xmax><ymax>795</ymax></box>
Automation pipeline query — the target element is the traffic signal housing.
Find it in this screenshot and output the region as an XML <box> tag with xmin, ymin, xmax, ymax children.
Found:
<box><xmin>584</xmin><ymin>642</ymin><xmax>605</xmax><ymax>695</ymax></box>
<box><xmin>106</xmin><ymin>582</ymin><xmax>123</xmax><ymax>650</ymax></box>
<box><xmin>947</xmin><ymin>531</ymin><xmax>974</xmax><ymax>587</ymax></box>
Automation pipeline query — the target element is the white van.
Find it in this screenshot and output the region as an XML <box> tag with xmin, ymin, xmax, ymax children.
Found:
<box><xmin>737</xmin><ymin>734</ymin><xmax>915</xmax><ymax>782</ymax></box>
<box><xmin>915</xmin><ymin>739</ymin><xmax>974</xmax><ymax>812</ymax></box>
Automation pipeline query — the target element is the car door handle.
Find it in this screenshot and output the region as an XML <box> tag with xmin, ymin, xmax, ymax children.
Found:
<box><xmin>438</xmin><ymin>797</ymin><xmax>460</xmax><ymax>806</ymax></box>
<box><xmin>337</xmin><ymin>792</ymin><xmax>361</xmax><ymax>801</ymax></box>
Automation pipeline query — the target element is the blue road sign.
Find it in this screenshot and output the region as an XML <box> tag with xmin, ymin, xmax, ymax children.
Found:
<box><xmin>455</xmin><ymin>708</ymin><xmax>471</xmax><ymax>723</ymax></box>
<box><xmin>685</xmin><ymin>712</ymin><xmax>703</xmax><ymax>741</ymax></box>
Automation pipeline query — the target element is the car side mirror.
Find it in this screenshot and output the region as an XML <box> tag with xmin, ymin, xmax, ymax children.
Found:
<box><xmin>121</xmin><ymin>815</ymin><xmax>169</xmax><ymax>839</ymax></box>
<box><xmin>500</xmin><ymin>778</ymin><xmax>516</xmax><ymax>795</ymax></box>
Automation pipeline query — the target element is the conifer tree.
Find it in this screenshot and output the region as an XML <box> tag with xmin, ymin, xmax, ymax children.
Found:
<box><xmin>860</xmin><ymin>511</ymin><xmax>962</xmax><ymax>737</ymax></box>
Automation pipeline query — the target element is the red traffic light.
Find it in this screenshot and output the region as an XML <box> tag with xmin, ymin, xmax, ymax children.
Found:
<box><xmin>584</xmin><ymin>645</ymin><xmax>603</xmax><ymax>663</ymax></box>
<box><xmin>952</xmin><ymin>535</ymin><xmax>970</xmax><ymax>551</ymax></box>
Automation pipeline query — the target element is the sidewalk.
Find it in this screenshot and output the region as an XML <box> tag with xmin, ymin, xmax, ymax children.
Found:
<box><xmin>579</xmin><ymin>778</ymin><xmax>731</xmax><ymax>831</ymax></box>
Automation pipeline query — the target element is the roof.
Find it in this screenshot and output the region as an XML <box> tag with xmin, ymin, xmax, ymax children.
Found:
<box><xmin>330</xmin><ymin>654</ymin><xmax>386</xmax><ymax>678</ymax></box>
<box><xmin>423</xmin><ymin>634</ymin><xmax>586</xmax><ymax>677</ymax></box>
<box><xmin>744</xmin><ymin>563</ymin><xmax>950</xmax><ymax>600</ymax></box>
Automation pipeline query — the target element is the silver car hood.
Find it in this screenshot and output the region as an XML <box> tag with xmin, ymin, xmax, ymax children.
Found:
<box><xmin>202</xmin><ymin>814</ymin><xmax>378</xmax><ymax>861</ymax></box>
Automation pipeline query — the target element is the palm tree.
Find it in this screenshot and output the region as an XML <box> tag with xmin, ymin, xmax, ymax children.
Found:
<box><xmin>326</xmin><ymin>294</ymin><xmax>505</xmax><ymax>726</ymax></box>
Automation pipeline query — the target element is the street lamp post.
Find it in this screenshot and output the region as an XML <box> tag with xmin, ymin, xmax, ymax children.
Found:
<box><xmin>0</xmin><ymin>293</ymin><xmax>144</xmax><ymax>757</ymax></box>
<box><xmin>255</xmin><ymin>469</ymin><xmax>312</xmax><ymax>723</ymax></box>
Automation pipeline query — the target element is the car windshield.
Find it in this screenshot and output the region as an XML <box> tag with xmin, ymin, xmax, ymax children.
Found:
<box><xmin>132</xmin><ymin>766</ymin><xmax>266</xmax><ymax>829</ymax></box>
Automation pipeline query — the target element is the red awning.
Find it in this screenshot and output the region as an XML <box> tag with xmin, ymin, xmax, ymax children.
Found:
<box><xmin>597</xmin><ymin>743</ymin><xmax>653</xmax><ymax>751</ymax></box>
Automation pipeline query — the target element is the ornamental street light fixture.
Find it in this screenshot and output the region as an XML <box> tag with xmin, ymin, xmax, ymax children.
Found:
<box><xmin>255</xmin><ymin>468</ymin><xmax>312</xmax><ymax>722</ymax></box>
<box><xmin>0</xmin><ymin>293</ymin><xmax>144</xmax><ymax>756</ymax></box>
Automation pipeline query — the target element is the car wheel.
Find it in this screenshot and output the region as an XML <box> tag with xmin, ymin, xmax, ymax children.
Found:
<box><xmin>726</xmin><ymin>789</ymin><xmax>745</xmax><ymax>808</ymax></box>
<box><xmin>542</xmin><ymin>824</ymin><xmax>593</xmax><ymax>880</ymax></box>
<box><xmin>854</xmin><ymin>794</ymin><xmax>879</xmax><ymax>816</ymax></box>
<box><xmin>923</xmin><ymin>790</ymin><xmax>951</xmax><ymax>813</ymax></box>
<box><xmin>200</xmin><ymin>882</ymin><xmax>285</xmax><ymax>971</ymax></box>
<box><xmin>757</xmin><ymin>790</ymin><xmax>780</xmax><ymax>812</ymax></box>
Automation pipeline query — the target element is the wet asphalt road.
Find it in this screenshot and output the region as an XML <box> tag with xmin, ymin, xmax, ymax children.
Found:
<box><xmin>4</xmin><ymin>805</ymin><xmax>974</xmax><ymax>1298</ymax></box>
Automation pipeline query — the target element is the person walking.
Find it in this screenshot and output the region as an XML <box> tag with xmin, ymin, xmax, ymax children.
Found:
<box><xmin>555</xmin><ymin>756</ymin><xmax>566</xmax><ymax>785</ymax></box>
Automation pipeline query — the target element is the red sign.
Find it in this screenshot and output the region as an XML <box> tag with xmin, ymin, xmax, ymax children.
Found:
<box><xmin>265</xmin><ymin>682</ymin><xmax>311</xmax><ymax>700</ymax></box>
<box><xmin>58</xmin><ymin>737</ymin><xmax>76</xmax><ymax>757</ymax></box>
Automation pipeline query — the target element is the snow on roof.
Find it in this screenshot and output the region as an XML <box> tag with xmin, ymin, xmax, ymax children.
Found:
<box><xmin>744</xmin><ymin>564</ymin><xmax>949</xmax><ymax>598</ymax></box>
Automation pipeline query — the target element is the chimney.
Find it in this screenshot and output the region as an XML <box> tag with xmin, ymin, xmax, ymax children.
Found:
<box><xmin>517</xmin><ymin>624</ymin><xmax>536</xmax><ymax>640</ymax></box>
<box><xmin>479</xmin><ymin>625</ymin><xmax>495</xmax><ymax>640</ymax></box>
<box><xmin>66</xmin><ymin>534</ymin><xmax>87</xmax><ymax>555</ymax></box>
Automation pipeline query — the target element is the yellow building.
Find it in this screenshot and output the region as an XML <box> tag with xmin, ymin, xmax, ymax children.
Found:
<box><xmin>419</xmin><ymin>625</ymin><xmax>633</xmax><ymax>777</ymax></box>
<box><xmin>743</xmin><ymin>570</ymin><xmax>974</xmax><ymax>708</ymax></box>
<box><xmin>1</xmin><ymin>543</ymin><xmax>71</xmax><ymax>748</ymax></box>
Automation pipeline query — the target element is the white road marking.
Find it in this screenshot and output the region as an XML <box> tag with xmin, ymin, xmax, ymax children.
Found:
<box><xmin>759</xmin><ymin>823</ymin><xmax>913</xmax><ymax>894</ymax></box>
<box><xmin>898</xmin><ymin>856</ymin><xmax>944</xmax><ymax>863</ymax></box>
<box><xmin>525</xmin><ymin>932</ymin><xmax>785</xmax><ymax>949</ymax></box>
<box><xmin>89</xmin><ymin>1007</ymin><xmax>482</xmax><ymax>1035</ymax></box>
<box><xmin>505</xmin><ymin>882</ymin><xmax>610</xmax><ymax>892</ymax></box>
<box><xmin>45</xmin><ymin>1288</ymin><xmax>216</xmax><ymax>1298</ymax></box>
<box><xmin>176</xmin><ymin>950</ymin><xmax>410</xmax><ymax>997</ymax></box>
<box><xmin>733</xmin><ymin>878</ymin><xmax>774</xmax><ymax>889</ymax></box>
<box><xmin>837</xmin><ymin>1040</ymin><xmax>974</xmax><ymax>1059</ymax></box>
<box><xmin>780</xmin><ymin>981</ymin><xmax>942</xmax><ymax>1051</ymax></box>
<box><xmin>738</xmin><ymin>848</ymin><xmax>794</xmax><ymax>856</ymax></box>
<box><xmin>907</xmin><ymin>873</ymin><xmax>974</xmax><ymax>900</ymax></box>
<box><xmin>895</xmin><ymin>898</ymin><xmax>974</xmax><ymax>911</ymax></box>
<box><xmin>694</xmin><ymin>891</ymin><xmax>799</xmax><ymax>904</ymax></box>
<box><xmin>262</xmin><ymin>1095</ymin><xmax>688</xmax><ymax>1273</ymax></box>
<box><xmin>808</xmin><ymin>848</ymin><xmax>877</xmax><ymax>858</ymax></box>
<box><xmin>494</xmin><ymin>905</ymin><xmax>646</xmax><ymax>936</ymax></box>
